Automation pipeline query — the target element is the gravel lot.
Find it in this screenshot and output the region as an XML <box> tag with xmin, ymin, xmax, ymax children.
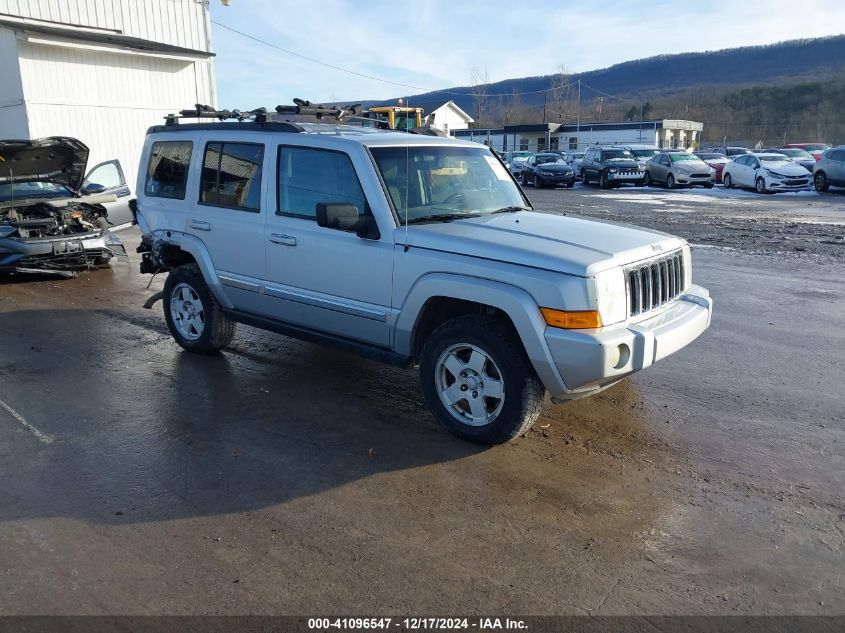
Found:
<box><xmin>0</xmin><ymin>184</ymin><xmax>843</xmax><ymax>616</ymax></box>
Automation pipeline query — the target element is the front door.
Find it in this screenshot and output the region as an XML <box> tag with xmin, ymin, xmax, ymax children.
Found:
<box><xmin>264</xmin><ymin>144</ymin><xmax>393</xmax><ymax>347</ymax></box>
<box><xmin>82</xmin><ymin>160</ymin><xmax>133</xmax><ymax>228</ymax></box>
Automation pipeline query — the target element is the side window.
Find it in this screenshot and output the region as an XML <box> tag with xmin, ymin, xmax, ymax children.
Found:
<box><xmin>199</xmin><ymin>142</ymin><xmax>264</xmax><ymax>211</ymax></box>
<box><xmin>145</xmin><ymin>141</ymin><xmax>192</xmax><ymax>199</ymax></box>
<box><xmin>750</xmin><ymin>157</ymin><xmax>760</xmax><ymax>168</ymax></box>
<box><xmin>83</xmin><ymin>160</ymin><xmax>125</xmax><ymax>190</ymax></box>
<box><xmin>832</xmin><ymin>150</ymin><xmax>845</xmax><ymax>162</ymax></box>
<box><xmin>277</xmin><ymin>147</ymin><xmax>367</xmax><ymax>219</ymax></box>
<box><xmin>734</xmin><ymin>155</ymin><xmax>747</xmax><ymax>166</ymax></box>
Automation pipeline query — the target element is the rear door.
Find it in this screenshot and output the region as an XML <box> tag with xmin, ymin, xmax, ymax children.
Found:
<box><xmin>82</xmin><ymin>160</ymin><xmax>133</xmax><ymax>228</ymax></box>
<box><xmin>183</xmin><ymin>136</ymin><xmax>269</xmax><ymax>314</ymax></box>
<box><xmin>831</xmin><ymin>150</ymin><xmax>845</xmax><ymax>184</ymax></box>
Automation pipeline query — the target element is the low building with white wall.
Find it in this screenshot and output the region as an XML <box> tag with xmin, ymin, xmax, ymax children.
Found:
<box><xmin>454</xmin><ymin>119</ymin><xmax>703</xmax><ymax>153</ymax></box>
<box><xmin>416</xmin><ymin>100</ymin><xmax>473</xmax><ymax>133</ymax></box>
<box><xmin>0</xmin><ymin>0</ymin><xmax>216</xmax><ymax>189</ymax></box>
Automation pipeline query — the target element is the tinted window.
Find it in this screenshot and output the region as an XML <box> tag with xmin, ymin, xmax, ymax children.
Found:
<box><xmin>831</xmin><ymin>150</ymin><xmax>845</xmax><ymax>162</ymax></box>
<box><xmin>278</xmin><ymin>147</ymin><xmax>367</xmax><ymax>219</ymax></box>
<box><xmin>602</xmin><ymin>149</ymin><xmax>634</xmax><ymax>160</ymax></box>
<box><xmin>145</xmin><ymin>141</ymin><xmax>192</xmax><ymax>199</ymax></box>
<box><xmin>200</xmin><ymin>142</ymin><xmax>264</xmax><ymax>210</ymax></box>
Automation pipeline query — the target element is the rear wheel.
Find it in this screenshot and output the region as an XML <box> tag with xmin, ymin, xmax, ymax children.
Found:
<box><xmin>723</xmin><ymin>173</ymin><xmax>733</xmax><ymax>189</ymax></box>
<box><xmin>163</xmin><ymin>264</ymin><xmax>236</xmax><ymax>353</ymax></box>
<box><xmin>419</xmin><ymin>315</ymin><xmax>545</xmax><ymax>444</ymax></box>
<box><xmin>814</xmin><ymin>172</ymin><xmax>829</xmax><ymax>192</ymax></box>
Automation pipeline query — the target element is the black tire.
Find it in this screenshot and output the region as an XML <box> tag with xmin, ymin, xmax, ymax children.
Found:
<box><xmin>667</xmin><ymin>173</ymin><xmax>676</xmax><ymax>189</ymax></box>
<box><xmin>723</xmin><ymin>173</ymin><xmax>733</xmax><ymax>189</ymax></box>
<box><xmin>643</xmin><ymin>172</ymin><xmax>652</xmax><ymax>187</ymax></box>
<box><xmin>704</xmin><ymin>183</ymin><xmax>714</xmax><ymax>189</ymax></box>
<box><xmin>419</xmin><ymin>314</ymin><xmax>545</xmax><ymax>444</ymax></box>
<box><xmin>522</xmin><ymin>172</ymin><xmax>529</xmax><ymax>186</ymax></box>
<box><xmin>815</xmin><ymin>172</ymin><xmax>829</xmax><ymax>192</ymax></box>
<box><xmin>755</xmin><ymin>177</ymin><xmax>767</xmax><ymax>194</ymax></box>
<box><xmin>599</xmin><ymin>171</ymin><xmax>610</xmax><ymax>189</ymax></box>
<box><xmin>581</xmin><ymin>169</ymin><xmax>589</xmax><ymax>184</ymax></box>
<box><xmin>163</xmin><ymin>264</ymin><xmax>236</xmax><ymax>353</ymax></box>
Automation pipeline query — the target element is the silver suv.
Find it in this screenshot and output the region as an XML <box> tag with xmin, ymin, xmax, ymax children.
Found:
<box><xmin>813</xmin><ymin>146</ymin><xmax>845</xmax><ymax>192</ymax></box>
<box><xmin>133</xmin><ymin>116</ymin><xmax>713</xmax><ymax>444</ymax></box>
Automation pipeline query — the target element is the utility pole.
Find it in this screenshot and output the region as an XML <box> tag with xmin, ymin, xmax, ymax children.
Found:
<box><xmin>576</xmin><ymin>80</ymin><xmax>581</xmax><ymax>133</ymax></box>
<box><xmin>597</xmin><ymin>97</ymin><xmax>603</xmax><ymax>121</ymax></box>
<box><xmin>639</xmin><ymin>94</ymin><xmax>643</xmax><ymax>142</ymax></box>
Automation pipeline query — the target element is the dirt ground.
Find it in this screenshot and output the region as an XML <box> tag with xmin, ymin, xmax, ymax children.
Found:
<box><xmin>0</xmin><ymin>185</ymin><xmax>843</xmax><ymax>615</ymax></box>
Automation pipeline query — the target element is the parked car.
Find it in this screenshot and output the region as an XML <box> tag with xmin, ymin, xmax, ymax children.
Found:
<box><xmin>568</xmin><ymin>151</ymin><xmax>586</xmax><ymax>174</ymax></box>
<box><xmin>521</xmin><ymin>153</ymin><xmax>576</xmax><ymax>188</ymax></box>
<box><xmin>0</xmin><ymin>136</ymin><xmax>129</xmax><ymax>276</ymax></box>
<box><xmin>722</xmin><ymin>152</ymin><xmax>811</xmax><ymax>193</ymax></box>
<box><xmin>761</xmin><ymin>147</ymin><xmax>816</xmax><ymax>172</ymax></box>
<box><xmin>506</xmin><ymin>151</ymin><xmax>532</xmax><ymax>179</ymax></box>
<box><xmin>812</xmin><ymin>146</ymin><xmax>845</xmax><ymax>192</ymax></box>
<box><xmin>784</xmin><ymin>143</ymin><xmax>830</xmax><ymax>161</ymax></box>
<box><xmin>694</xmin><ymin>152</ymin><xmax>730</xmax><ymax>183</ymax></box>
<box><xmin>705</xmin><ymin>146</ymin><xmax>751</xmax><ymax>157</ymax></box>
<box><xmin>580</xmin><ymin>146</ymin><xmax>645</xmax><ymax>188</ymax></box>
<box><xmin>134</xmin><ymin>114</ymin><xmax>712</xmax><ymax>444</ymax></box>
<box><xmin>644</xmin><ymin>152</ymin><xmax>715</xmax><ymax>189</ymax></box>
<box><xmin>623</xmin><ymin>145</ymin><xmax>661</xmax><ymax>170</ymax></box>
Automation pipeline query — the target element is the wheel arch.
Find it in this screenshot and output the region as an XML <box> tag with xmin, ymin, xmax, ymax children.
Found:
<box><xmin>394</xmin><ymin>273</ymin><xmax>568</xmax><ymax>394</ymax></box>
<box><xmin>154</xmin><ymin>232</ymin><xmax>233</xmax><ymax>309</ymax></box>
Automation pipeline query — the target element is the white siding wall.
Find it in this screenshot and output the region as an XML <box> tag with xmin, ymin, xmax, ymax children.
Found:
<box><xmin>0</xmin><ymin>28</ymin><xmax>27</xmax><ymax>137</ymax></box>
<box><xmin>18</xmin><ymin>41</ymin><xmax>214</xmax><ymax>182</ymax></box>
<box><xmin>426</xmin><ymin>105</ymin><xmax>471</xmax><ymax>133</ymax></box>
<box><xmin>0</xmin><ymin>0</ymin><xmax>212</xmax><ymax>52</ymax></box>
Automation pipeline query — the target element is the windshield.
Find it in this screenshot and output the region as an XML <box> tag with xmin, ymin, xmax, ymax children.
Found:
<box><xmin>371</xmin><ymin>146</ymin><xmax>528</xmax><ymax>223</ymax></box>
<box><xmin>603</xmin><ymin>149</ymin><xmax>634</xmax><ymax>160</ymax></box>
<box><xmin>0</xmin><ymin>181</ymin><xmax>73</xmax><ymax>202</ymax></box>
<box><xmin>695</xmin><ymin>153</ymin><xmax>723</xmax><ymax>160</ymax></box>
<box><xmin>669</xmin><ymin>154</ymin><xmax>700</xmax><ymax>162</ymax></box>
<box><xmin>536</xmin><ymin>155</ymin><xmax>560</xmax><ymax>165</ymax></box>
<box><xmin>630</xmin><ymin>149</ymin><xmax>659</xmax><ymax>158</ymax></box>
<box><xmin>797</xmin><ymin>144</ymin><xmax>829</xmax><ymax>151</ymax></box>
<box><xmin>777</xmin><ymin>148</ymin><xmax>812</xmax><ymax>158</ymax></box>
<box><xmin>393</xmin><ymin>112</ymin><xmax>419</xmax><ymax>131</ymax></box>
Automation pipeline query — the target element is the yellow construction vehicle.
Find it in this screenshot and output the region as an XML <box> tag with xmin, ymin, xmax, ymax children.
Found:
<box><xmin>363</xmin><ymin>105</ymin><xmax>424</xmax><ymax>130</ymax></box>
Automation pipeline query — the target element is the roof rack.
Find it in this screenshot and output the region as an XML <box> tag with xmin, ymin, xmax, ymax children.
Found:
<box><xmin>164</xmin><ymin>104</ymin><xmax>271</xmax><ymax>125</ymax></box>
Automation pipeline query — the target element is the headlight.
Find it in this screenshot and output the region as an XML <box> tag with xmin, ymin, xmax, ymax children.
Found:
<box><xmin>594</xmin><ymin>267</ymin><xmax>627</xmax><ymax>326</ymax></box>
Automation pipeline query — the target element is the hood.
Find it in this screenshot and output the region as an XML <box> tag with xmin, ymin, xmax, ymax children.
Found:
<box><xmin>398</xmin><ymin>211</ymin><xmax>685</xmax><ymax>277</ymax></box>
<box><xmin>605</xmin><ymin>158</ymin><xmax>639</xmax><ymax>170</ymax></box>
<box><xmin>674</xmin><ymin>160</ymin><xmax>710</xmax><ymax>173</ymax></box>
<box><xmin>0</xmin><ymin>137</ymin><xmax>89</xmax><ymax>190</ymax></box>
<box><xmin>536</xmin><ymin>162</ymin><xmax>572</xmax><ymax>172</ymax></box>
<box><xmin>762</xmin><ymin>161</ymin><xmax>809</xmax><ymax>176</ymax></box>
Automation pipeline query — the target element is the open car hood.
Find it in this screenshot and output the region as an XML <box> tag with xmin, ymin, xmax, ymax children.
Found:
<box><xmin>0</xmin><ymin>137</ymin><xmax>89</xmax><ymax>191</ymax></box>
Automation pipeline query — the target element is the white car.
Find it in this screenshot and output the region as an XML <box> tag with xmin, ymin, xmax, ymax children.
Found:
<box><xmin>722</xmin><ymin>152</ymin><xmax>811</xmax><ymax>193</ymax></box>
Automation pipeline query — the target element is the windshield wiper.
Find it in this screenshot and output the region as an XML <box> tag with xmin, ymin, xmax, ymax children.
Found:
<box><xmin>490</xmin><ymin>205</ymin><xmax>531</xmax><ymax>214</ymax></box>
<box><xmin>406</xmin><ymin>213</ymin><xmax>482</xmax><ymax>225</ymax></box>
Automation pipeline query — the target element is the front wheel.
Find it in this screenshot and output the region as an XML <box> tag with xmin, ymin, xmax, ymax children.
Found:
<box><xmin>814</xmin><ymin>172</ymin><xmax>829</xmax><ymax>192</ymax></box>
<box><xmin>163</xmin><ymin>264</ymin><xmax>236</xmax><ymax>353</ymax></box>
<box><xmin>599</xmin><ymin>171</ymin><xmax>610</xmax><ymax>189</ymax></box>
<box><xmin>723</xmin><ymin>173</ymin><xmax>733</xmax><ymax>189</ymax></box>
<box><xmin>643</xmin><ymin>172</ymin><xmax>652</xmax><ymax>187</ymax></box>
<box><xmin>419</xmin><ymin>315</ymin><xmax>545</xmax><ymax>444</ymax></box>
<box><xmin>667</xmin><ymin>173</ymin><xmax>676</xmax><ymax>189</ymax></box>
<box><xmin>755</xmin><ymin>177</ymin><xmax>767</xmax><ymax>194</ymax></box>
<box><xmin>581</xmin><ymin>169</ymin><xmax>588</xmax><ymax>184</ymax></box>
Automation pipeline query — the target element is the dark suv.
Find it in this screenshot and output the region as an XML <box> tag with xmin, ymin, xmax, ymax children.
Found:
<box><xmin>580</xmin><ymin>146</ymin><xmax>644</xmax><ymax>189</ymax></box>
<box><xmin>521</xmin><ymin>153</ymin><xmax>575</xmax><ymax>188</ymax></box>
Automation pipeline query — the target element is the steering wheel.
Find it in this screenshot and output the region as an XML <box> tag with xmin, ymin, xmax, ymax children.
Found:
<box><xmin>442</xmin><ymin>192</ymin><xmax>465</xmax><ymax>204</ymax></box>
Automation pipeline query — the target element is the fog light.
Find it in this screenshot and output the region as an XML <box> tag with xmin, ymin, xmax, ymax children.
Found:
<box><xmin>613</xmin><ymin>343</ymin><xmax>630</xmax><ymax>370</ymax></box>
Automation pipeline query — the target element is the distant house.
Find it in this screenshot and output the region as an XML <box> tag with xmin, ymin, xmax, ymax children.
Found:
<box><xmin>453</xmin><ymin>120</ymin><xmax>704</xmax><ymax>152</ymax></box>
<box><xmin>0</xmin><ymin>0</ymin><xmax>216</xmax><ymax>186</ymax></box>
<box><xmin>413</xmin><ymin>100</ymin><xmax>474</xmax><ymax>133</ymax></box>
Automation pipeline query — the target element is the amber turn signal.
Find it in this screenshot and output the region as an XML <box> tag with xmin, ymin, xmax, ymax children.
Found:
<box><xmin>540</xmin><ymin>308</ymin><xmax>603</xmax><ymax>329</ymax></box>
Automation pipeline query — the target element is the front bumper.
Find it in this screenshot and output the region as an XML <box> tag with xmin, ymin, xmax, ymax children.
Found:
<box><xmin>766</xmin><ymin>177</ymin><xmax>811</xmax><ymax>191</ymax></box>
<box><xmin>537</xmin><ymin>172</ymin><xmax>576</xmax><ymax>185</ymax></box>
<box><xmin>675</xmin><ymin>174</ymin><xmax>715</xmax><ymax>186</ymax></box>
<box><xmin>0</xmin><ymin>230</ymin><xmax>128</xmax><ymax>272</ymax></box>
<box><xmin>607</xmin><ymin>170</ymin><xmax>645</xmax><ymax>182</ymax></box>
<box><xmin>543</xmin><ymin>284</ymin><xmax>712</xmax><ymax>398</ymax></box>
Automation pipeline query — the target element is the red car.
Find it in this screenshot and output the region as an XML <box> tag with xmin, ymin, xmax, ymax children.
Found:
<box><xmin>783</xmin><ymin>143</ymin><xmax>830</xmax><ymax>161</ymax></box>
<box><xmin>694</xmin><ymin>152</ymin><xmax>730</xmax><ymax>183</ymax></box>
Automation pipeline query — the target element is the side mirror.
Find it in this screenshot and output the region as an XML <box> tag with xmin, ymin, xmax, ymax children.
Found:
<box><xmin>316</xmin><ymin>203</ymin><xmax>380</xmax><ymax>240</ymax></box>
<box><xmin>82</xmin><ymin>182</ymin><xmax>107</xmax><ymax>195</ymax></box>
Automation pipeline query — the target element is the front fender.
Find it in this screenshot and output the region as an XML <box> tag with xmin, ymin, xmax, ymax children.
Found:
<box><xmin>394</xmin><ymin>273</ymin><xmax>568</xmax><ymax>394</ymax></box>
<box><xmin>153</xmin><ymin>231</ymin><xmax>233</xmax><ymax>309</ymax></box>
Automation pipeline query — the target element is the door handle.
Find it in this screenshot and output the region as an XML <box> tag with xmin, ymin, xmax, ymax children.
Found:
<box><xmin>269</xmin><ymin>233</ymin><xmax>297</xmax><ymax>246</ymax></box>
<box><xmin>189</xmin><ymin>220</ymin><xmax>211</xmax><ymax>231</ymax></box>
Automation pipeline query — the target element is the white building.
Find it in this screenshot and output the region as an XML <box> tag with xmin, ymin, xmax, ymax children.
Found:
<box><xmin>0</xmin><ymin>0</ymin><xmax>216</xmax><ymax>188</ymax></box>
<box><xmin>417</xmin><ymin>100</ymin><xmax>474</xmax><ymax>133</ymax></box>
<box><xmin>454</xmin><ymin>120</ymin><xmax>704</xmax><ymax>153</ymax></box>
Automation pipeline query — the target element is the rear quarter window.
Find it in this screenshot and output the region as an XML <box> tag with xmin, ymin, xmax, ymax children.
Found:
<box><xmin>144</xmin><ymin>141</ymin><xmax>193</xmax><ymax>199</ymax></box>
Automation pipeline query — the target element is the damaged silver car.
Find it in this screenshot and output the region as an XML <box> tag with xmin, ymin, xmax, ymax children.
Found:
<box><xmin>0</xmin><ymin>136</ymin><xmax>130</xmax><ymax>276</ymax></box>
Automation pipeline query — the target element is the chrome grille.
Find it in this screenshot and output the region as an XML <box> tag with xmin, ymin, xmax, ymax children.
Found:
<box><xmin>626</xmin><ymin>251</ymin><xmax>685</xmax><ymax>317</ymax></box>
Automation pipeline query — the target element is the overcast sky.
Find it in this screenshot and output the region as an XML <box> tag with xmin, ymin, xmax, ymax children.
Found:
<box><xmin>210</xmin><ymin>0</ymin><xmax>845</xmax><ymax>108</ymax></box>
